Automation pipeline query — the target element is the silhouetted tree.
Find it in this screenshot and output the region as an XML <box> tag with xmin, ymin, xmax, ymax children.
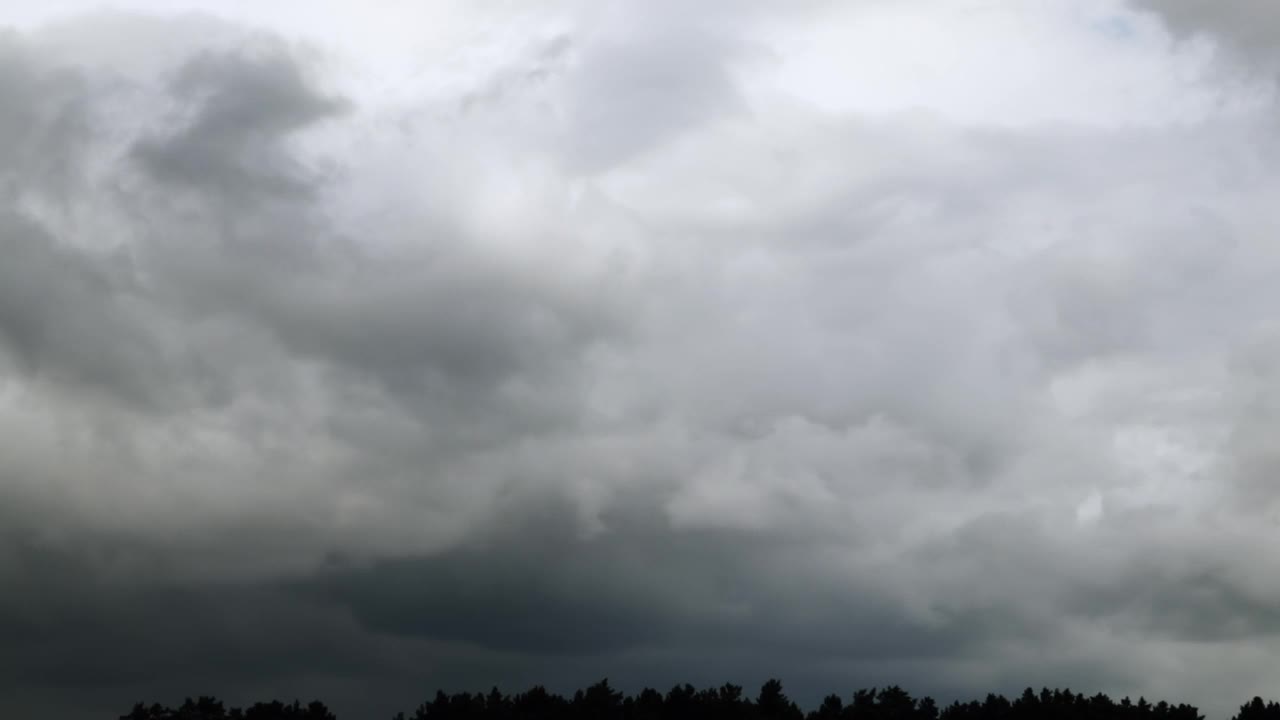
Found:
<box><xmin>512</xmin><ymin>686</ymin><xmax>569</xmax><ymax>720</ymax></box>
<box><xmin>757</xmin><ymin>679</ymin><xmax>803</xmax><ymax>720</ymax></box>
<box><xmin>573</xmin><ymin>679</ymin><xmax>624</xmax><ymax>720</ymax></box>
<box><xmin>628</xmin><ymin>687</ymin><xmax>665</xmax><ymax>720</ymax></box>
<box><xmin>809</xmin><ymin>694</ymin><xmax>844</xmax><ymax>720</ymax></box>
<box><xmin>663</xmin><ymin>683</ymin><xmax>699</xmax><ymax>720</ymax></box>
<box><xmin>1234</xmin><ymin>698</ymin><xmax>1280</xmax><ymax>720</ymax></box>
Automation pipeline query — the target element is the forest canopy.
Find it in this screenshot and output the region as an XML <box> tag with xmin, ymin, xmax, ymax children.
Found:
<box><xmin>119</xmin><ymin>679</ymin><xmax>1280</xmax><ymax>720</ymax></box>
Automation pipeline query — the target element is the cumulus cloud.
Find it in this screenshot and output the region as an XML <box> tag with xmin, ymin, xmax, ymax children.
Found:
<box><xmin>4</xmin><ymin>2</ymin><xmax>1280</xmax><ymax>719</ymax></box>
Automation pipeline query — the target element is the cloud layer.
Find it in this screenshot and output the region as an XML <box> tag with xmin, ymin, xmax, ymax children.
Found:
<box><xmin>4</xmin><ymin>2</ymin><xmax>1280</xmax><ymax>718</ymax></box>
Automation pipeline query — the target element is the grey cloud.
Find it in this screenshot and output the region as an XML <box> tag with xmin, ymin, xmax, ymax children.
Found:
<box><xmin>119</xmin><ymin>37</ymin><xmax>620</xmax><ymax>436</ymax></box>
<box><xmin>1076</xmin><ymin>567</ymin><xmax>1280</xmax><ymax>645</ymax></box>
<box><xmin>0</xmin><ymin>212</ymin><xmax>176</xmax><ymax>408</ymax></box>
<box><xmin>445</xmin><ymin>1</ymin><xmax>750</xmax><ymax>175</ymax></box>
<box><xmin>561</xmin><ymin>20</ymin><xmax>746</xmax><ymax>173</ymax></box>
<box><xmin>0</xmin><ymin>33</ymin><xmax>92</xmax><ymax>202</ymax></box>
<box><xmin>131</xmin><ymin>42</ymin><xmax>347</xmax><ymax>202</ymax></box>
<box><xmin>1132</xmin><ymin>0</ymin><xmax>1280</xmax><ymax>61</ymax></box>
<box><xmin>254</xmin><ymin>251</ymin><xmax>621</xmax><ymax>417</ymax></box>
<box><xmin>4</xmin><ymin>5</ymin><xmax>1280</xmax><ymax>720</ymax></box>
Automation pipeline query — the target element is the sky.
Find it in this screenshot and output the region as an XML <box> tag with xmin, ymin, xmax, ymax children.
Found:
<box><xmin>2</xmin><ymin>1</ymin><xmax>1280</xmax><ymax>718</ymax></box>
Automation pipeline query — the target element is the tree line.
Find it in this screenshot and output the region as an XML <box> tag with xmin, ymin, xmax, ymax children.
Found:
<box><xmin>119</xmin><ymin>679</ymin><xmax>1280</xmax><ymax>720</ymax></box>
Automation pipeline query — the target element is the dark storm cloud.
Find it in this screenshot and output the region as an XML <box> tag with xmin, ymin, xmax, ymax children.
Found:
<box><xmin>1074</xmin><ymin>567</ymin><xmax>1280</xmax><ymax>645</ymax></box>
<box><xmin>131</xmin><ymin>44</ymin><xmax>348</xmax><ymax>201</ymax></box>
<box><xmin>0</xmin><ymin>526</ymin><xmax>420</xmax><ymax>720</ymax></box>
<box><xmin>296</xmin><ymin>496</ymin><xmax>996</xmax><ymax>662</ymax></box>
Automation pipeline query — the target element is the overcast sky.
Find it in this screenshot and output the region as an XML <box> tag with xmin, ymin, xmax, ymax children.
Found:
<box><xmin>3</xmin><ymin>1</ymin><xmax>1280</xmax><ymax>718</ymax></box>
